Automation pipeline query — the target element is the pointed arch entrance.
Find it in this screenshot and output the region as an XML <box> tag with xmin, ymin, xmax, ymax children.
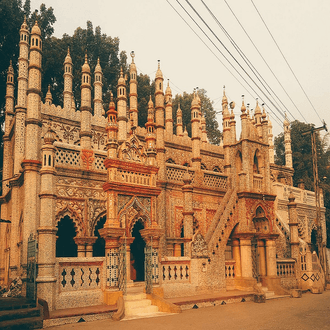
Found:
<box><xmin>130</xmin><ymin>219</ymin><xmax>146</xmax><ymax>281</ymax></box>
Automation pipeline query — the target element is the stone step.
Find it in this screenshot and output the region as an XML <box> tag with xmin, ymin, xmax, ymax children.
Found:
<box><xmin>125</xmin><ymin>293</ymin><xmax>147</xmax><ymax>301</ymax></box>
<box><xmin>0</xmin><ymin>307</ymin><xmax>41</xmax><ymax>322</ymax></box>
<box><xmin>125</xmin><ymin>304</ymin><xmax>159</xmax><ymax>317</ymax></box>
<box><xmin>266</xmin><ymin>295</ymin><xmax>291</xmax><ymax>300</ymax></box>
<box><xmin>265</xmin><ymin>291</ymin><xmax>275</xmax><ymax>298</ymax></box>
<box><xmin>0</xmin><ymin>316</ymin><xmax>43</xmax><ymax>330</ymax></box>
<box><xmin>125</xmin><ymin>298</ymin><xmax>152</xmax><ymax>310</ymax></box>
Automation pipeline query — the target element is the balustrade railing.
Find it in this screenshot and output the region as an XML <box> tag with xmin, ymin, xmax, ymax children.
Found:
<box><xmin>276</xmin><ymin>259</ymin><xmax>296</xmax><ymax>278</ymax></box>
<box><xmin>225</xmin><ymin>260</ymin><xmax>235</xmax><ymax>279</ymax></box>
<box><xmin>203</xmin><ymin>171</ymin><xmax>227</xmax><ymax>189</ymax></box>
<box><xmin>116</xmin><ymin>169</ymin><xmax>152</xmax><ymax>186</ymax></box>
<box><xmin>166</xmin><ymin>164</ymin><xmax>194</xmax><ymax>184</ymax></box>
<box><xmin>55</xmin><ymin>147</ymin><xmax>81</xmax><ymax>169</ymax></box>
<box><xmin>161</xmin><ymin>257</ymin><xmax>190</xmax><ymax>283</ymax></box>
<box><xmin>56</xmin><ymin>258</ymin><xmax>105</xmax><ymax>292</ymax></box>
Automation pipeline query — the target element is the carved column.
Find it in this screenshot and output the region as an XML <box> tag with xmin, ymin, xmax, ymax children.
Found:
<box><xmin>288</xmin><ymin>192</ymin><xmax>299</xmax><ymax>260</ymax></box>
<box><xmin>232</xmin><ymin>239</ymin><xmax>242</xmax><ymax>277</ymax></box>
<box><xmin>266</xmin><ymin>238</ymin><xmax>277</xmax><ymax>277</ymax></box>
<box><xmin>74</xmin><ymin>237</ymin><xmax>97</xmax><ymax>257</ymax></box>
<box><xmin>182</xmin><ymin>173</ymin><xmax>193</xmax><ymax>257</ymax></box>
<box><xmin>240</xmin><ymin>238</ymin><xmax>253</xmax><ymax>278</ymax></box>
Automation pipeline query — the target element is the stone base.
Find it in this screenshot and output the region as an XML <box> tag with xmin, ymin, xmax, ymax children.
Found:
<box><xmin>290</xmin><ymin>289</ymin><xmax>302</xmax><ymax>298</ymax></box>
<box><xmin>253</xmin><ymin>293</ymin><xmax>265</xmax><ymax>303</ymax></box>
<box><xmin>104</xmin><ymin>289</ymin><xmax>123</xmax><ymax>305</ymax></box>
<box><xmin>311</xmin><ymin>287</ymin><xmax>323</xmax><ymax>294</ymax></box>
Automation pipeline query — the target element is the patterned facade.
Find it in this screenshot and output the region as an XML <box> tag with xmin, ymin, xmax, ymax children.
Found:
<box><xmin>0</xmin><ymin>20</ymin><xmax>328</xmax><ymax>311</ymax></box>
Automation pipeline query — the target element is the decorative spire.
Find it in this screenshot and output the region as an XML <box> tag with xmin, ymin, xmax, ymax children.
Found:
<box><xmin>254</xmin><ymin>98</ymin><xmax>261</xmax><ymax>114</ymax></box>
<box><xmin>95</xmin><ymin>57</ymin><xmax>102</xmax><ymax>73</ymax></box>
<box><xmin>155</xmin><ymin>60</ymin><xmax>163</xmax><ymax>79</ymax></box>
<box><xmin>82</xmin><ymin>51</ymin><xmax>90</xmax><ymax>73</ymax></box>
<box><xmin>241</xmin><ymin>95</ymin><xmax>246</xmax><ymax>113</ymax></box>
<box><xmin>118</xmin><ymin>67</ymin><xmax>125</xmax><ymax>85</ymax></box>
<box><xmin>45</xmin><ymin>85</ymin><xmax>52</xmax><ymax>105</ymax></box>
<box><xmin>64</xmin><ymin>47</ymin><xmax>72</xmax><ymax>64</ymax></box>
<box><xmin>31</xmin><ymin>20</ymin><xmax>41</xmax><ymax>35</ymax></box>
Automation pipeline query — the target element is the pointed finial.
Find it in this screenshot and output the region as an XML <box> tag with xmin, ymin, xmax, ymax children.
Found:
<box><xmin>120</xmin><ymin>67</ymin><xmax>123</xmax><ymax>77</ymax></box>
<box><xmin>85</xmin><ymin>51</ymin><xmax>88</xmax><ymax>63</ymax></box>
<box><xmin>67</xmin><ymin>47</ymin><xmax>70</xmax><ymax>55</ymax></box>
<box><xmin>158</xmin><ymin>60</ymin><xmax>160</xmax><ymax>69</ymax></box>
<box><xmin>223</xmin><ymin>85</ymin><xmax>226</xmax><ymax>96</ymax></box>
<box><xmin>130</xmin><ymin>51</ymin><xmax>135</xmax><ymax>63</ymax></box>
<box><xmin>110</xmin><ymin>91</ymin><xmax>113</xmax><ymax>101</ymax></box>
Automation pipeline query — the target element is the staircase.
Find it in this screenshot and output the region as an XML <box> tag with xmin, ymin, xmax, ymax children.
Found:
<box><xmin>123</xmin><ymin>284</ymin><xmax>165</xmax><ymax>320</ymax></box>
<box><xmin>0</xmin><ymin>298</ymin><xmax>43</xmax><ymax>330</ymax></box>
<box><xmin>260</xmin><ymin>287</ymin><xmax>275</xmax><ymax>299</ymax></box>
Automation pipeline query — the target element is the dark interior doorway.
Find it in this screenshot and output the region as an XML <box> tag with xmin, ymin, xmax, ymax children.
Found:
<box><xmin>56</xmin><ymin>215</ymin><xmax>77</xmax><ymax>257</ymax></box>
<box><xmin>130</xmin><ymin>220</ymin><xmax>145</xmax><ymax>281</ymax></box>
<box><xmin>93</xmin><ymin>216</ymin><xmax>106</xmax><ymax>257</ymax></box>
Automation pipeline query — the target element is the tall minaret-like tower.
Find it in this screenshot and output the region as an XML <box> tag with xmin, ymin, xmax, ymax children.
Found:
<box><xmin>191</xmin><ymin>91</ymin><xmax>201</xmax><ymax>170</ymax></box>
<box><xmin>284</xmin><ymin>114</ymin><xmax>293</xmax><ymax>168</ymax></box>
<box><xmin>14</xmin><ymin>17</ymin><xmax>29</xmax><ymax>174</ymax></box>
<box><xmin>129</xmin><ymin>51</ymin><xmax>138</xmax><ymax>128</ymax></box>
<box><xmin>94</xmin><ymin>58</ymin><xmax>104</xmax><ymax>116</ymax></box>
<box><xmin>145</xmin><ymin>96</ymin><xmax>157</xmax><ymax>166</ymax></box>
<box><xmin>155</xmin><ymin>61</ymin><xmax>165</xmax><ymax>180</ymax></box>
<box><xmin>2</xmin><ymin>61</ymin><xmax>15</xmax><ymax>195</ymax></box>
<box><xmin>63</xmin><ymin>48</ymin><xmax>73</xmax><ymax>109</ymax></box>
<box><xmin>222</xmin><ymin>88</ymin><xmax>231</xmax><ymax>174</ymax></box>
<box><xmin>165</xmin><ymin>80</ymin><xmax>173</xmax><ymax>135</ymax></box>
<box><xmin>80</xmin><ymin>53</ymin><xmax>92</xmax><ymax>150</ymax></box>
<box><xmin>22</xmin><ymin>21</ymin><xmax>43</xmax><ymax>274</ymax></box>
<box><xmin>117</xmin><ymin>68</ymin><xmax>127</xmax><ymax>143</ymax></box>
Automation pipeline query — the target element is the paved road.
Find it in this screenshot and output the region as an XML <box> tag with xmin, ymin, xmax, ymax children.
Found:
<box><xmin>49</xmin><ymin>291</ymin><xmax>330</xmax><ymax>330</ymax></box>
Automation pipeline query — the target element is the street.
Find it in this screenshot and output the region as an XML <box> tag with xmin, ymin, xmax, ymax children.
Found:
<box><xmin>48</xmin><ymin>290</ymin><xmax>330</xmax><ymax>330</ymax></box>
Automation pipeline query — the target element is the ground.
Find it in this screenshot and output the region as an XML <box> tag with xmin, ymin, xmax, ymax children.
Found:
<box><xmin>49</xmin><ymin>291</ymin><xmax>330</xmax><ymax>330</ymax></box>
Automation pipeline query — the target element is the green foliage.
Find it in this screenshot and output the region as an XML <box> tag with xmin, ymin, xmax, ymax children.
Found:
<box><xmin>274</xmin><ymin>120</ymin><xmax>330</xmax><ymax>247</ymax></box>
<box><xmin>0</xmin><ymin>0</ymin><xmax>56</xmax><ymax>194</ymax></box>
<box><xmin>42</xmin><ymin>21</ymin><xmax>127</xmax><ymax>110</ymax></box>
<box><xmin>172</xmin><ymin>89</ymin><xmax>221</xmax><ymax>145</ymax></box>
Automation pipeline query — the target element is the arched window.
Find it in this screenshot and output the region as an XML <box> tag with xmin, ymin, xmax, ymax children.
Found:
<box><xmin>48</xmin><ymin>155</ymin><xmax>51</xmax><ymax>166</ymax></box>
<box><xmin>201</xmin><ymin>163</ymin><xmax>207</xmax><ymax>170</ymax></box>
<box><xmin>253</xmin><ymin>153</ymin><xmax>259</xmax><ymax>174</ymax></box>
<box><xmin>166</xmin><ymin>158</ymin><xmax>175</xmax><ymax>164</ymax></box>
<box><xmin>56</xmin><ymin>216</ymin><xmax>77</xmax><ymax>257</ymax></box>
<box><xmin>213</xmin><ymin>166</ymin><xmax>221</xmax><ymax>173</ymax></box>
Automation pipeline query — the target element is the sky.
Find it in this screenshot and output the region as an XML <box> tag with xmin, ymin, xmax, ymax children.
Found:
<box><xmin>30</xmin><ymin>0</ymin><xmax>330</xmax><ymax>138</ymax></box>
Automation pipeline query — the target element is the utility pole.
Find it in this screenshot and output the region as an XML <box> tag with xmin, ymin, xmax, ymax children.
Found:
<box><xmin>301</xmin><ymin>121</ymin><xmax>327</xmax><ymax>279</ymax></box>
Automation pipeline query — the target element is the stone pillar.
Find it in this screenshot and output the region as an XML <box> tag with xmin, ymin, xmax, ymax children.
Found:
<box><xmin>74</xmin><ymin>237</ymin><xmax>97</xmax><ymax>257</ymax></box>
<box><xmin>258</xmin><ymin>240</ymin><xmax>267</xmax><ymax>276</ymax></box>
<box><xmin>240</xmin><ymin>239</ymin><xmax>253</xmax><ymax>278</ymax></box>
<box><xmin>266</xmin><ymin>239</ymin><xmax>277</xmax><ymax>276</ymax></box>
<box><xmin>174</xmin><ymin>244</ymin><xmax>181</xmax><ymax>257</ymax></box>
<box><xmin>232</xmin><ymin>239</ymin><xmax>241</xmax><ymax>277</ymax></box>
<box><xmin>182</xmin><ymin>173</ymin><xmax>193</xmax><ymax>257</ymax></box>
<box><xmin>288</xmin><ymin>192</ymin><xmax>300</xmax><ymax>260</ymax></box>
<box><xmin>37</xmin><ymin>129</ymin><xmax>57</xmax><ymax>310</ymax></box>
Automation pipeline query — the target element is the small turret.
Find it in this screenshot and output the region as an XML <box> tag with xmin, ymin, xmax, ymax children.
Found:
<box><xmin>201</xmin><ymin>115</ymin><xmax>207</xmax><ymax>143</ymax></box>
<box><xmin>106</xmin><ymin>92</ymin><xmax>118</xmax><ymax>159</ymax></box>
<box><xmin>145</xmin><ymin>96</ymin><xmax>157</xmax><ymax>166</ymax></box>
<box><xmin>80</xmin><ymin>52</ymin><xmax>92</xmax><ymax>150</ymax></box>
<box><xmin>240</xmin><ymin>95</ymin><xmax>248</xmax><ymax>140</ymax></box>
<box><xmin>229</xmin><ymin>101</ymin><xmax>236</xmax><ymax>144</ymax></box>
<box><xmin>117</xmin><ymin>67</ymin><xmax>128</xmax><ymax>143</ymax></box>
<box><xmin>261</xmin><ymin>104</ymin><xmax>268</xmax><ymax>143</ymax></box>
<box><xmin>63</xmin><ymin>48</ymin><xmax>73</xmax><ymax>109</ymax></box>
<box><xmin>176</xmin><ymin>102</ymin><xmax>183</xmax><ymax>136</ymax></box>
<box><xmin>94</xmin><ymin>58</ymin><xmax>104</xmax><ymax>116</ymax></box>
<box><xmin>222</xmin><ymin>87</ymin><xmax>230</xmax><ymax>145</ymax></box>
<box><xmin>191</xmin><ymin>91</ymin><xmax>201</xmax><ymax>170</ymax></box>
<box><xmin>165</xmin><ymin>80</ymin><xmax>173</xmax><ymax>135</ymax></box>
<box><xmin>284</xmin><ymin>114</ymin><xmax>292</xmax><ymax>168</ymax></box>
<box><xmin>254</xmin><ymin>99</ymin><xmax>262</xmax><ymax>138</ymax></box>
<box><xmin>268</xmin><ymin>114</ymin><xmax>274</xmax><ymax>163</ymax></box>
<box><xmin>45</xmin><ymin>85</ymin><xmax>52</xmax><ymax>106</ymax></box>
<box><xmin>129</xmin><ymin>51</ymin><xmax>138</xmax><ymax>128</ymax></box>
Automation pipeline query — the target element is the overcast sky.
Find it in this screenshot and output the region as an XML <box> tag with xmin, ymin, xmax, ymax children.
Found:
<box><xmin>30</xmin><ymin>0</ymin><xmax>330</xmax><ymax>138</ymax></box>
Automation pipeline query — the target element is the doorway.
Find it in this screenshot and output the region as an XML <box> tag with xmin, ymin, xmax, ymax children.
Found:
<box><xmin>130</xmin><ymin>220</ymin><xmax>145</xmax><ymax>281</ymax></box>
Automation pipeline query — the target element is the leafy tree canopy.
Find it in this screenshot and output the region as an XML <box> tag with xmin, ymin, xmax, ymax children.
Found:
<box><xmin>274</xmin><ymin>120</ymin><xmax>330</xmax><ymax>247</ymax></box>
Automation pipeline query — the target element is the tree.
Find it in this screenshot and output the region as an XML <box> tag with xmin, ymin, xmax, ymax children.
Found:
<box><xmin>0</xmin><ymin>0</ymin><xmax>56</xmax><ymax>194</ymax></box>
<box><xmin>42</xmin><ymin>21</ymin><xmax>127</xmax><ymax>110</ymax></box>
<box><xmin>172</xmin><ymin>89</ymin><xmax>221</xmax><ymax>145</ymax></box>
<box><xmin>274</xmin><ymin>120</ymin><xmax>330</xmax><ymax>247</ymax></box>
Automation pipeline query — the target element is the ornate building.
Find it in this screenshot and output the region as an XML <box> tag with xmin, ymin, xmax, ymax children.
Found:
<box><xmin>0</xmin><ymin>20</ymin><xmax>327</xmax><ymax>311</ymax></box>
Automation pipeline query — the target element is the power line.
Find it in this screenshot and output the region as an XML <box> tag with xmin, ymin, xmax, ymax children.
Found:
<box><xmin>170</xmin><ymin>0</ymin><xmax>283</xmax><ymax>126</ymax></box>
<box><xmin>181</xmin><ymin>0</ymin><xmax>285</xmax><ymax>124</ymax></box>
<box><xmin>224</xmin><ymin>0</ymin><xmax>307</xmax><ymax>123</ymax></box>
<box><xmin>202</xmin><ymin>0</ymin><xmax>298</xmax><ymax>123</ymax></box>
<box><xmin>251</xmin><ymin>0</ymin><xmax>322</xmax><ymax>123</ymax></box>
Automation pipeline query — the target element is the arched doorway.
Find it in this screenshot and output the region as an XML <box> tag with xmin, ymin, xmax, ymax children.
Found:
<box><xmin>93</xmin><ymin>216</ymin><xmax>106</xmax><ymax>257</ymax></box>
<box><xmin>130</xmin><ymin>220</ymin><xmax>145</xmax><ymax>281</ymax></box>
<box><xmin>56</xmin><ymin>215</ymin><xmax>77</xmax><ymax>257</ymax></box>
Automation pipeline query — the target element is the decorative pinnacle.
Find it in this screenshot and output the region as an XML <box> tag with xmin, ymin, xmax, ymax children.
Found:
<box><xmin>84</xmin><ymin>51</ymin><xmax>88</xmax><ymax>63</ymax></box>
<box><xmin>67</xmin><ymin>47</ymin><xmax>70</xmax><ymax>55</ymax></box>
<box><xmin>158</xmin><ymin>60</ymin><xmax>160</xmax><ymax>69</ymax></box>
<box><xmin>130</xmin><ymin>51</ymin><xmax>135</xmax><ymax>63</ymax></box>
<box><xmin>110</xmin><ymin>91</ymin><xmax>113</xmax><ymax>102</ymax></box>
